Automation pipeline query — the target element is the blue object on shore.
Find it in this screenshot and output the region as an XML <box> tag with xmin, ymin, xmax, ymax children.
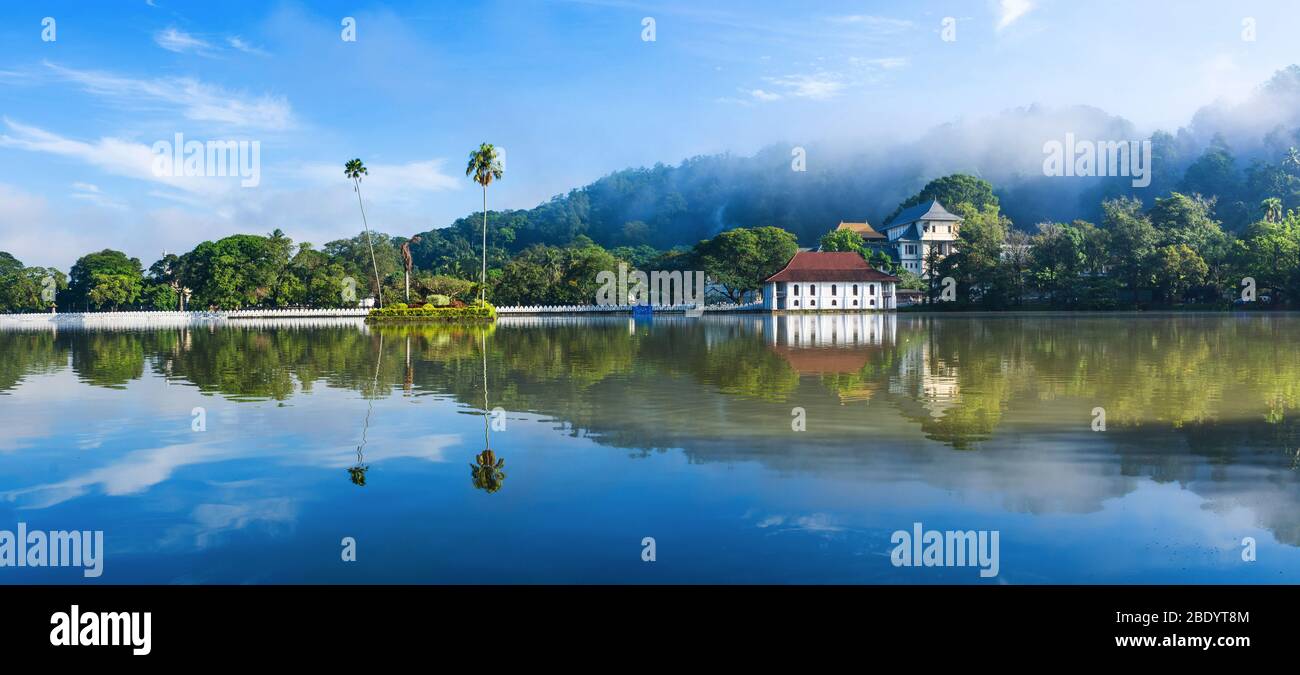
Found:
<box><xmin>632</xmin><ymin>304</ymin><xmax>654</xmax><ymax>319</ymax></box>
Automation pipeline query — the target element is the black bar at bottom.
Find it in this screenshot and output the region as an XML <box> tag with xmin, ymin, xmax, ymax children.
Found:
<box><xmin>0</xmin><ymin>584</ymin><xmax>1286</xmax><ymax>661</ymax></box>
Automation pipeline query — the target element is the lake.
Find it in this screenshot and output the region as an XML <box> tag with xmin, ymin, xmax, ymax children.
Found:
<box><xmin>1</xmin><ymin>312</ymin><xmax>1298</xmax><ymax>583</ymax></box>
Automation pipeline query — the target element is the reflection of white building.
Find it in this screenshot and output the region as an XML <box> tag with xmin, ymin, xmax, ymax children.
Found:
<box><xmin>765</xmin><ymin>313</ymin><xmax>896</xmax><ymax>347</ymax></box>
<box><xmin>765</xmin><ymin>314</ymin><xmax>897</xmax><ymax>401</ymax></box>
<box><xmin>762</xmin><ymin>252</ymin><xmax>899</xmax><ymax>311</ymax></box>
<box><xmin>891</xmin><ymin>340</ymin><xmax>960</xmax><ymax>418</ymax></box>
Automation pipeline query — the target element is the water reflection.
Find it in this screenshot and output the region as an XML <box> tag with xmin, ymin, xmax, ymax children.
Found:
<box><xmin>472</xmin><ymin>329</ymin><xmax>506</xmax><ymax>494</ymax></box>
<box><xmin>350</xmin><ymin>332</ymin><xmax>382</xmax><ymax>487</ymax></box>
<box><xmin>2</xmin><ymin>313</ymin><xmax>1300</xmax><ymax>581</ymax></box>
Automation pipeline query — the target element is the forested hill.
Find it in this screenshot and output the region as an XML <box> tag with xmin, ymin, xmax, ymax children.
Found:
<box><xmin>415</xmin><ymin>65</ymin><xmax>1300</xmax><ymax>262</ymax></box>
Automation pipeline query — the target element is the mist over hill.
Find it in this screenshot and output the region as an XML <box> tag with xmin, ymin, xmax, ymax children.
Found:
<box><xmin>424</xmin><ymin>66</ymin><xmax>1300</xmax><ymax>255</ymax></box>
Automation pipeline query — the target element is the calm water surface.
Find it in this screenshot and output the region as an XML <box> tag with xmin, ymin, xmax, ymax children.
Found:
<box><xmin>2</xmin><ymin>313</ymin><xmax>1299</xmax><ymax>583</ymax></box>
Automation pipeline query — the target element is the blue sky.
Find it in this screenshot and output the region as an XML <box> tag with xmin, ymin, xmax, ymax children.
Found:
<box><xmin>2</xmin><ymin>0</ymin><xmax>1299</xmax><ymax>269</ymax></box>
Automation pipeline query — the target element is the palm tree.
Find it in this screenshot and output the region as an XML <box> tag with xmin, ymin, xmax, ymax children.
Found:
<box><xmin>344</xmin><ymin>158</ymin><xmax>384</xmax><ymax>308</ymax></box>
<box><xmin>465</xmin><ymin>143</ymin><xmax>503</xmax><ymax>304</ymax></box>
<box><xmin>1285</xmin><ymin>147</ymin><xmax>1300</xmax><ymax>174</ymax></box>
<box><xmin>1263</xmin><ymin>197</ymin><xmax>1283</xmax><ymax>224</ymax></box>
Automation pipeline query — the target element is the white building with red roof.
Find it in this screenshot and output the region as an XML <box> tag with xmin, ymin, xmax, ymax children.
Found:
<box><xmin>762</xmin><ymin>251</ymin><xmax>900</xmax><ymax>311</ymax></box>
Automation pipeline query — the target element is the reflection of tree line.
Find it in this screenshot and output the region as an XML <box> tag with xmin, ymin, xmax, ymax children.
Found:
<box><xmin>3</xmin><ymin>317</ymin><xmax>1300</xmax><ymax>455</ymax></box>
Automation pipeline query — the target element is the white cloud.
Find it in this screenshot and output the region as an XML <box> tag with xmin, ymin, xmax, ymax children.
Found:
<box><xmin>858</xmin><ymin>57</ymin><xmax>908</xmax><ymax>70</ymax></box>
<box><xmin>749</xmin><ymin>89</ymin><xmax>782</xmax><ymax>102</ymax></box>
<box><xmin>70</xmin><ymin>182</ymin><xmax>127</xmax><ymax>210</ymax></box>
<box><xmin>765</xmin><ymin>73</ymin><xmax>847</xmax><ymax>100</ymax></box>
<box><xmin>227</xmin><ymin>36</ymin><xmax>268</xmax><ymax>56</ymax></box>
<box><xmin>43</xmin><ymin>62</ymin><xmax>294</xmax><ymax>131</ymax></box>
<box><xmin>997</xmin><ymin>0</ymin><xmax>1035</xmax><ymax>31</ymax></box>
<box><xmin>828</xmin><ymin>15</ymin><xmax>914</xmax><ymax>32</ymax></box>
<box><xmin>0</xmin><ymin>120</ymin><xmax>464</xmax><ymax>269</ymax></box>
<box><xmin>297</xmin><ymin>159</ymin><xmax>461</xmax><ymax>202</ymax></box>
<box><xmin>155</xmin><ymin>27</ymin><xmax>213</xmax><ymax>54</ymax></box>
<box><xmin>0</xmin><ymin>118</ymin><xmax>231</xmax><ymax>195</ymax></box>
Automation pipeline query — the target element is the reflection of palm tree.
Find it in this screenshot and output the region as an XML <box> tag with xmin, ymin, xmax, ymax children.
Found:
<box><xmin>350</xmin><ymin>332</ymin><xmax>383</xmax><ymax>486</ymax></box>
<box><xmin>470</xmin><ymin>328</ymin><xmax>506</xmax><ymax>493</ymax></box>
<box><xmin>470</xmin><ymin>449</ymin><xmax>506</xmax><ymax>493</ymax></box>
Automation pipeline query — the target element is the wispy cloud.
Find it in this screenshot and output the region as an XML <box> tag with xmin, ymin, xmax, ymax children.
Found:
<box><xmin>0</xmin><ymin>118</ymin><xmax>236</xmax><ymax>196</ymax></box>
<box><xmin>749</xmin><ymin>88</ymin><xmax>782</xmax><ymax>102</ymax></box>
<box><xmin>42</xmin><ymin>62</ymin><xmax>293</xmax><ymax>131</ymax></box>
<box><xmin>997</xmin><ymin>0</ymin><xmax>1035</xmax><ymax>31</ymax></box>
<box><xmin>154</xmin><ymin>27</ymin><xmax>213</xmax><ymax>54</ymax></box>
<box><xmin>828</xmin><ymin>15</ymin><xmax>915</xmax><ymax>32</ymax></box>
<box><xmin>852</xmin><ymin>56</ymin><xmax>908</xmax><ymax>70</ymax></box>
<box><xmin>70</xmin><ymin>182</ymin><xmax>126</xmax><ymax>209</ymax></box>
<box><xmin>298</xmin><ymin>159</ymin><xmax>461</xmax><ymax>202</ymax></box>
<box><xmin>765</xmin><ymin>72</ymin><xmax>847</xmax><ymax>101</ymax></box>
<box><xmin>227</xmin><ymin>36</ymin><xmax>268</xmax><ymax>56</ymax></box>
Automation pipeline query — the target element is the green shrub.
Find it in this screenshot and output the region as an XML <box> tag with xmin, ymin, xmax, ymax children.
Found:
<box><xmin>366</xmin><ymin>301</ymin><xmax>496</xmax><ymax>323</ymax></box>
<box><xmin>429</xmin><ymin>294</ymin><xmax>451</xmax><ymax>307</ymax></box>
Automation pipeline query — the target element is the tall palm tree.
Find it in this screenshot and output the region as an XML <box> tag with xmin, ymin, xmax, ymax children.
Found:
<box><xmin>345</xmin><ymin>158</ymin><xmax>384</xmax><ymax>308</ymax></box>
<box><xmin>465</xmin><ymin>143</ymin><xmax>503</xmax><ymax>304</ymax></box>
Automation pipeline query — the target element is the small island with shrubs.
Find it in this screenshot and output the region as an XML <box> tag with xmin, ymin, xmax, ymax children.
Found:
<box><xmin>366</xmin><ymin>298</ymin><xmax>497</xmax><ymax>323</ymax></box>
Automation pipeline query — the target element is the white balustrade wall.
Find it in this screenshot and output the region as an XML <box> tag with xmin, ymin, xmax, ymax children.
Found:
<box><xmin>0</xmin><ymin>303</ymin><xmax>764</xmax><ymax>331</ymax></box>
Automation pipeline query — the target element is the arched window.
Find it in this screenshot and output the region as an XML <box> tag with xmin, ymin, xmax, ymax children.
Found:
<box><xmin>810</xmin><ymin>284</ymin><xmax>816</xmax><ymax>294</ymax></box>
<box><xmin>853</xmin><ymin>284</ymin><xmax>858</xmax><ymax>295</ymax></box>
<box><xmin>792</xmin><ymin>284</ymin><xmax>799</xmax><ymax>295</ymax></box>
<box><xmin>870</xmin><ymin>284</ymin><xmax>876</xmax><ymax>295</ymax></box>
<box><xmin>831</xmin><ymin>284</ymin><xmax>837</xmax><ymax>295</ymax></box>
<box><xmin>832</xmin><ymin>300</ymin><xmax>837</xmax><ymax>307</ymax></box>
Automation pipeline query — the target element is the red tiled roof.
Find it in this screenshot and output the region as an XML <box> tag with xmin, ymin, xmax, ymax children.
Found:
<box><xmin>837</xmin><ymin>221</ymin><xmax>886</xmax><ymax>239</ymax></box>
<box><xmin>765</xmin><ymin>251</ymin><xmax>901</xmax><ymax>283</ymax></box>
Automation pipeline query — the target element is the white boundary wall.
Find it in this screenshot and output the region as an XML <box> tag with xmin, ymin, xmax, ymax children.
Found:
<box><xmin>0</xmin><ymin>304</ymin><xmax>763</xmax><ymax>330</ymax></box>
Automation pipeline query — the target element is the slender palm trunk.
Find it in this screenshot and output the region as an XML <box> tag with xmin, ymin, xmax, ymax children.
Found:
<box><xmin>480</xmin><ymin>185</ymin><xmax>487</xmax><ymax>304</ymax></box>
<box><xmin>354</xmin><ymin>178</ymin><xmax>383</xmax><ymax>308</ymax></box>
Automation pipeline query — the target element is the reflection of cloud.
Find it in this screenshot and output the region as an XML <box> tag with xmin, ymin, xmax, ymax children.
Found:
<box><xmin>192</xmin><ymin>498</ymin><xmax>296</xmax><ymax>547</ymax></box>
<box><xmin>2</xmin><ymin>431</ymin><xmax>461</xmax><ymax>510</ymax></box>
<box><xmin>321</xmin><ymin>433</ymin><xmax>459</xmax><ymax>468</ymax></box>
<box><xmin>2</xmin><ymin>442</ymin><xmax>221</xmax><ymax>509</ymax></box>
<box><xmin>752</xmin><ymin>512</ymin><xmax>844</xmax><ymax>534</ymax></box>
